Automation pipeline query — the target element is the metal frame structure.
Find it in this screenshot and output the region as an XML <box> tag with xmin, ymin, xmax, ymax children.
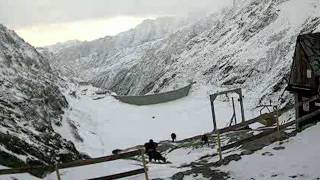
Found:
<box><xmin>209</xmin><ymin>88</ymin><xmax>245</xmax><ymax>131</ymax></box>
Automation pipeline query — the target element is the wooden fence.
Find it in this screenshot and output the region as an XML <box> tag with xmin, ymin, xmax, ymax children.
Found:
<box><xmin>215</xmin><ymin>94</ymin><xmax>320</xmax><ymax>134</ymax></box>
<box><xmin>0</xmin><ymin>149</ymin><xmax>149</xmax><ymax>180</ymax></box>
<box><xmin>215</xmin><ymin>109</ymin><xmax>320</xmax><ymax>160</ymax></box>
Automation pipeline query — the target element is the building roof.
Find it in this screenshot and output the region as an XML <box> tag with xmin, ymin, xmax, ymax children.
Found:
<box><xmin>296</xmin><ymin>32</ymin><xmax>320</xmax><ymax>74</ymax></box>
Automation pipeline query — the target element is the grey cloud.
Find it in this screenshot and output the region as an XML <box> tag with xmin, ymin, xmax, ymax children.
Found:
<box><xmin>0</xmin><ymin>0</ymin><xmax>232</xmax><ymax>28</ymax></box>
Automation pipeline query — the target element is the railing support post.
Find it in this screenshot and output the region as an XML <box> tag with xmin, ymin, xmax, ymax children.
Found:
<box><xmin>217</xmin><ymin>131</ymin><xmax>222</xmax><ymax>161</ymax></box>
<box><xmin>210</xmin><ymin>95</ymin><xmax>217</xmax><ymax>132</ymax></box>
<box><xmin>55</xmin><ymin>163</ymin><xmax>61</xmax><ymax>180</ymax></box>
<box><xmin>275</xmin><ymin>107</ymin><xmax>281</xmax><ymax>141</ymax></box>
<box><xmin>231</xmin><ymin>97</ymin><xmax>237</xmax><ymax>125</ymax></box>
<box><xmin>140</xmin><ymin>149</ymin><xmax>149</xmax><ymax>180</ymax></box>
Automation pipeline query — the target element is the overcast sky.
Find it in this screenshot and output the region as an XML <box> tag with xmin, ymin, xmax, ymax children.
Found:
<box><xmin>0</xmin><ymin>0</ymin><xmax>232</xmax><ymax>46</ymax></box>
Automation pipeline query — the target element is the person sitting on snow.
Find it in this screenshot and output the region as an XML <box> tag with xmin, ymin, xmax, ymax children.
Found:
<box><xmin>144</xmin><ymin>139</ymin><xmax>159</xmax><ymax>162</ymax></box>
<box><xmin>144</xmin><ymin>139</ymin><xmax>157</xmax><ymax>153</ymax></box>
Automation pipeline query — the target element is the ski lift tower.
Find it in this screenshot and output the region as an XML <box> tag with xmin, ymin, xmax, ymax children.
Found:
<box><xmin>209</xmin><ymin>88</ymin><xmax>245</xmax><ymax>132</ymax></box>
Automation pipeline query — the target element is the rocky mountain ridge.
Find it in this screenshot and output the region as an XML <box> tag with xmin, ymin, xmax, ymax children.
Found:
<box><xmin>47</xmin><ymin>0</ymin><xmax>320</xmax><ymax>110</ymax></box>
<box><xmin>0</xmin><ymin>24</ymin><xmax>82</xmax><ymax>177</ymax></box>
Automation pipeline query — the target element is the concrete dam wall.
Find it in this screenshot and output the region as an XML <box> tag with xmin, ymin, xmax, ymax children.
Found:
<box><xmin>113</xmin><ymin>84</ymin><xmax>193</xmax><ymax>105</ymax></box>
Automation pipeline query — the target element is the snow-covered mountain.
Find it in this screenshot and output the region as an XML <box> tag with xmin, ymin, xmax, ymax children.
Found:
<box><xmin>45</xmin><ymin>40</ymin><xmax>83</xmax><ymax>54</ymax></box>
<box><xmin>0</xmin><ymin>24</ymin><xmax>82</xmax><ymax>176</ymax></box>
<box><xmin>47</xmin><ymin>0</ymin><xmax>320</xmax><ymax>109</ymax></box>
<box><xmin>43</xmin><ymin>16</ymin><xmax>193</xmax><ymax>84</ymax></box>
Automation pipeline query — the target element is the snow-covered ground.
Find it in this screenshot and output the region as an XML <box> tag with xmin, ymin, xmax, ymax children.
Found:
<box><xmin>43</xmin><ymin>85</ymin><xmax>261</xmax><ymax>180</ymax></box>
<box><xmin>51</xmin><ymin>122</ymin><xmax>320</xmax><ymax>180</ymax></box>
<box><xmin>220</xmin><ymin>123</ymin><xmax>320</xmax><ymax>180</ymax></box>
<box><xmin>0</xmin><ymin>165</ymin><xmax>40</xmax><ymax>180</ymax></box>
<box><xmin>54</xmin><ymin>86</ymin><xmax>259</xmax><ymax>157</ymax></box>
<box><xmin>44</xmin><ymin>145</ymin><xmax>218</xmax><ymax>180</ymax></box>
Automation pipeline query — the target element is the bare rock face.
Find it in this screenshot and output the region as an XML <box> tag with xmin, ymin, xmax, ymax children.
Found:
<box><xmin>0</xmin><ymin>24</ymin><xmax>82</xmax><ymax>176</ymax></box>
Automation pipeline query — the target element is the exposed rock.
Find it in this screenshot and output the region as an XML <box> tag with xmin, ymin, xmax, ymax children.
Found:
<box><xmin>0</xmin><ymin>24</ymin><xmax>82</xmax><ymax>177</ymax></box>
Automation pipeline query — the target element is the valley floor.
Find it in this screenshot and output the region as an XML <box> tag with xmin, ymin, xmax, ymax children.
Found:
<box><xmin>54</xmin><ymin>86</ymin><xmax>260</xmax><ymax>157</ymax></box>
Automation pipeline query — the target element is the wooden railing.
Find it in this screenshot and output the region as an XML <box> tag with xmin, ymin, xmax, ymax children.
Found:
<box><xmin>215</xmin><ymin>94</ymin><xmax>320</xmax><ymax>134</ymax></box>
<box><xmin>0</xmin><ymin>149</ymin><xmax>149</xmax><ymax>180</ymax></box>
<box><xmin>215</xmin><ymin>109</ymin><xmax>320</xmax><ymax>160</ymax></box>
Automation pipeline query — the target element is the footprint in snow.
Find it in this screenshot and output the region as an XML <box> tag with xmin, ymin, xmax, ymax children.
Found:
<box><xmin>261</xmin><ymin>152</ymin><xmax>273</xmax><ymax>156</ymax></box>
<box><xmin>273</xmin><ymin>146</ymin><xmax>285</xmax><ymax>150</ymax></box>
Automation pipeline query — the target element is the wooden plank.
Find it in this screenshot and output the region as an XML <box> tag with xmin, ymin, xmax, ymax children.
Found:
<box><xmin>0</xmin><ymin>150</ymin><xmax>141</xmax><ymax>175</ymax></box>
<box><xmin>221</xmin><ymin>128</ymin><xmax>275</xmax><ymax>151</ymax></box>
<box><xmin>0</xmin><ymin>165</ymin><xmax>53</xmax><ymax>175</ymax></box>
<box><xmin>87</xmin><ymin>168</ymin><xmax>145</xmax><ymax>180</ymax></box>
<box><xmin>221</xmin><ymin>120</ymin><xmax>297</xmax><ymax>151</ymax></box>
<box><xmin>216</xmin><ymin>114</ymin><xmax>266</xmax><ymax>134</ymax></box>
<box><xmin>213</xmin><ymin>88</ymin><xmax>241</xmax><ymax>96</ymax></box>
<box><xmin>58</xmin><ymin>150</ymin><xmax>141</xmax><ymax>169</ymax></box>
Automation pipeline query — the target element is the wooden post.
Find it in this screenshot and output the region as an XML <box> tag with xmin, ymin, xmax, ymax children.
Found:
<box><xmin>296</xmin><ymin>118</ymin><xmax>300</xmax><ymax>132</ymax></box>
<box><xmin>295</xmin><ymin>94</ymin><xmax>300</xmax><ymax>131</ymax></box>
<box><xmin>55</xmin><ymin>163</ymin><xmax>61</xmax><ymax>180</ymax></box>
<box><xmin>238</xmin><ymin>90</ymin><xmax>246</xmax><ymax>123</ymax></box>
<box><xmin>210</xmin><ymin>95</ymin><xmax>217</xmax><ymax>131</ymax></box>
<box><xmin>275</xmin><ymin>107</ymin><xmax>281</xmax><ymax>141</ymax></box>
<box><xmin>231</xmin><ymin>97</ymin><xmax>237</xmax><ymax>125</ymax></box>
<box><xmin>140</xmin><ymin>149</ymin><xmax>149</xmax><ymax>180</ymax></box>
<box><xmin>217</xmin><ymin>131</ymin><xmax>222</xmax><ymax>161</ymax></box>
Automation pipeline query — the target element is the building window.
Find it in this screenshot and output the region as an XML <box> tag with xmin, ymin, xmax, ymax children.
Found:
<box><xmin>302</xmin><ymin>97</ymin><xmax>310</xmax><ymax>111</ymax></box>
<box><xmin>307</xmin><ymin>69</ymin><xmax>312</xmax><ymax>78</ymax></box>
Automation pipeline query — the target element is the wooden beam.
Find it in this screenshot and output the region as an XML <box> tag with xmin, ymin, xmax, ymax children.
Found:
<box><xmin>216</xmin><ymin>114</ymin><xmax>266</xmax><ymax>134</ymax></box>
<box><xmin>58</xmin><ymin>150</ymin><xmax>141</xmax><ymax>169</ymax></box>
<box><xmin>212</xmin><ymin>88</ymin><xmax>242</xmax><ymax>96</ymax></box>
<box><xmin>87</xmin><ymin>168</ymin><xmax>145</xmax><ymax>180</ymax></box>
<box><xmin>0</xmin><ymin>150</ymin><xmax>141</xmax><ymax>175</ymax></box>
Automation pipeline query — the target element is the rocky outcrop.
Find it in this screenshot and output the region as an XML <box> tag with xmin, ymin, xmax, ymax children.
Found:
<box><xmin>0</xmin><ymin>24</ymin><xmax>82</xmax><ymax>177</ymax></box>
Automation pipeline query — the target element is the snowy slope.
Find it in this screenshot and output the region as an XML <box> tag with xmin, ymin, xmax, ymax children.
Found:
<box><xmin>220</xmin><ymin>123</ymin><xmax>320</xmax><ymax>179</ymax></box>
<box><xmin>0</xmin><ymin>24</ymin><xmax>82</xmax><ymax>175</ymax></box>
<box><xmin>54</xmin><ymin>85</ymin><xmax>258</xmax><ymax>157</ymax></box>
<box><xmin>50</xmin><ymin>108</ymin><xmax>320</xmax><ymax>180</ymax></box>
